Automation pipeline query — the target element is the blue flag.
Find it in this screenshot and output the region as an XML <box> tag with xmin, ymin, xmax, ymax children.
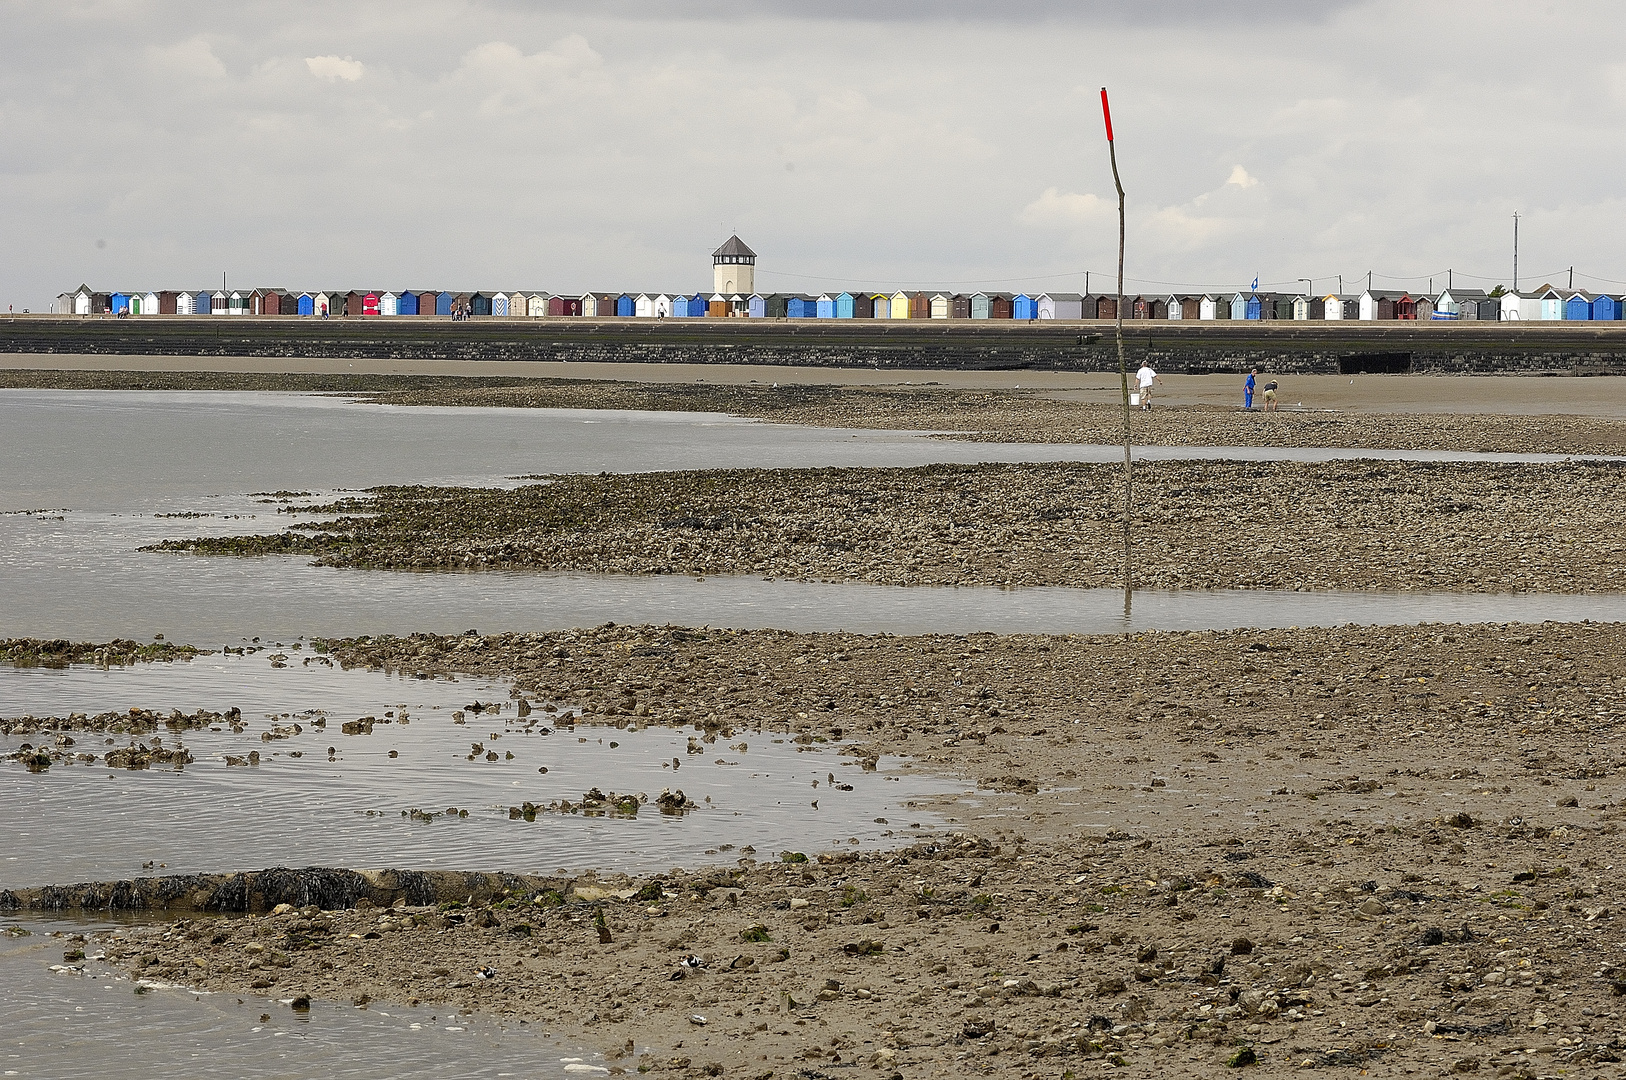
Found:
<box><xmin>1252</xmin><ymin>276</ymin><xmax>1259</xmax><ymax>292</ymax></box>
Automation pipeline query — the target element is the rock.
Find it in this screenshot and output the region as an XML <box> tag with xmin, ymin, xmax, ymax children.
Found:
<box><xmin>1094</xmin><ymin>976</ymin><xmax>1127</xmax><ymax>997</ymax></box>
<box><xmin>1358</xmin><ymin>898</ymin><xmax>1389</xmax><ymax>916</ymax></box>
<box><xmin>1226</xmin><ymin>1047</ymin><xmax>1257</xmax><ymax>1068</ymax></box>
<box><xmin>962</xmin><ymin>1016</ymin><xmax>995</xmax><ymax>1039</ymax></box>
<box><xmin>1230</xmin><ymin>936</ymin><xmax>1255</xmax><ymax>955</ymax></box>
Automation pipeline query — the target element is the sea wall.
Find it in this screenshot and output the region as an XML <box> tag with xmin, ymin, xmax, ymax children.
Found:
<box><xmin>5</xmin><ymin>317</ymin><xmax>1626</xmax><ymax>375</ymax></box>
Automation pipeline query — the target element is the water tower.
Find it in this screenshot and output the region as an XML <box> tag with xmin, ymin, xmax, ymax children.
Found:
<box><xmin>712</xmin><ymin>235</ymin><xmax>756</xmax><ymax>296</ymax></box>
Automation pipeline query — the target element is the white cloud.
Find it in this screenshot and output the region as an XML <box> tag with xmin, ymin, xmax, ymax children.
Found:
<box><xmin>449</xmin><ymin>36</ymin><xmax>604</xmax><ymax>114</ymax></box>
<box><xmin>305</xmin><ymin>55</ymin><xmax>364</xmax><ymax>82</ymax></box>
<box><xmin>1226</xmin><ymin>165</ymin><xmax>1259</xmax><ymax>189</ymax></box>
<box><xmin>147</xmin><ymin>37</ymin><xmax>225</xmax><ymax>80</ymax></box>
<box><xmin>1019</xmin><ymin>187</ymin><xmax>1113</xmax><ymax>228</ymax></box>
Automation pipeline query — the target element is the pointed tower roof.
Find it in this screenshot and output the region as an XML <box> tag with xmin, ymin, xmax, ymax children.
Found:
<box><xmin>712</xmin><ymin>235</ymin><xmax>756</xmax><ymax>262</ymax></box>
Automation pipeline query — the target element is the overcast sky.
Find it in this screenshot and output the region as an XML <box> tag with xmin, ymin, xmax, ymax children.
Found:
<box><xmin>1</xmin><ymin>0</ymin><xmax>1619</xmax><ymax>308</ymax></box>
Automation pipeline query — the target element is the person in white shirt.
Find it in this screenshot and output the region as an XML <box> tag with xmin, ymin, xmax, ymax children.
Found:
<box><xmin>1135</xmin><ymin>363</ymin><xmax>1161</xmax><ymax>410</ymax></box>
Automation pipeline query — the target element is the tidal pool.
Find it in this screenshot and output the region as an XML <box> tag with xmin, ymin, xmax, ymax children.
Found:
<box><xmin>0</xmin><ymin>917</ymin><xmax>605</xmax><ymax>1080</ymax></box>
<box><xmin>0</xmin><ymin>656</ymin><xmax>959</xmax><ymax>888</ymax></box>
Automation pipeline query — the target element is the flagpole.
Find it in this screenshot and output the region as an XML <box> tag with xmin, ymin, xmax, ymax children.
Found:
<box><xmin>1101</xmin><ymin>88</ymin><xmax>1131</xmax><ymax>607</ymax></box>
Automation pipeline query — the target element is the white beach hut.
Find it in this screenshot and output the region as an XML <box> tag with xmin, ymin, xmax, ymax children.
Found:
<box><xmin>1500</xmin><ymin>290</ymin><xmax>1542</xmax><ymax>321</ymax></box>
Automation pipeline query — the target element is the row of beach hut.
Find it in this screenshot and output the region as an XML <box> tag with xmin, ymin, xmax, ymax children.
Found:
<box><xmin>55</xmin><ymin>284</ymin><xmax>1625</xmax><ymax>322</ymax></box>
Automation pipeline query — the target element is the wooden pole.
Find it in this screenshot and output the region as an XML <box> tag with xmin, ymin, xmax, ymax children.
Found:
<box><xmin>1101</xmin><ymin>88</ymin><xmax>1131</xmax><ymax>601</ymax></box>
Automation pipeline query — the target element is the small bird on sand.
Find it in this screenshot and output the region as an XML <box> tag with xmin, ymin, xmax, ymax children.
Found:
<box><xmin>475</xmin><ymin>966</ymin><xmax>496</xmax><ymax>980</ymax></box>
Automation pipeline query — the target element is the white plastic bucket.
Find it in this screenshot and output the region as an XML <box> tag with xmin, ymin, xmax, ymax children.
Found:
<box><xmin>1129</xmin><ymin>393</ymin><xmax>1140</xmax><ymax>406</ymax></box>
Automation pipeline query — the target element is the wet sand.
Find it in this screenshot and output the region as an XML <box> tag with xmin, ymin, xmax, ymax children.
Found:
<box><xmin>6</xmin><ymin>355</ymin><xmax>1626</xmax><ymax>417</ymax></box>
<box><xmin>50</xmin><ymin>620</ymin><xmax>1626</xmax><ymax>1079</ymax></box>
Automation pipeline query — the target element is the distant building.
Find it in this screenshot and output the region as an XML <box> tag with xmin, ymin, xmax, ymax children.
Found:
<box><xmin>712</xmin><ymin>235</ymin><xmax>756</xmax><ymax>296</ymax></box>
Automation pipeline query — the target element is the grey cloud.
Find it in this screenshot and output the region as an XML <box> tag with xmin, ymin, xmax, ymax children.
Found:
<box><xmin>1</xmin><ymin>0</ymin><xmax>1623</xmax><ymax>309</ymax></box>
<box><xmin>487</xmin><ymin>0</ymin><xmax>1361</xmax><ymax>24</ymax></box>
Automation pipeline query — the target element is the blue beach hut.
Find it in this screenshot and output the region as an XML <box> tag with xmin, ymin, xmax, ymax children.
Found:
<box><xmin>1564</xmin><ymin>292</ymin><xmax>1593</xmax><ymax>321</ymax></box>
<box><xmin>970</xmin><ymin>293</ymin><xmax>992</xmax><ymax>319</ymax></box>
<box><xmin>1230</xmin><ymin>293</ymin><xmax>1248</xmax><ymax>320</ymax></box>
<box><xmin>670</xmin><ymin>295</ymin><xmax>689</xmax><ymax>317</ymax></box>
<box><xmin>1245</xmin><ymin>294</ymin><xmax>1264</xmax><ymax>320</ymax></box>
<box><xmin>748</xmin><ymin>294</ymin><xmax>766</xmax><ymax>319</ymax></box>
<box><xmin>816</xmin><ymin>294</ymin><xmax>834</xmax><ymax>319</ymax></box>
<box><xmin>1012</xmin><ymin>294</ymin><xmax>1037</xmax><ymax>320</ymax></box>
<box><xmin>1594</xmin><ymin>295</ymin><xmax>1620</xmax><ymax>321</ymax></box>
<box><xmin>398</xmin><ymin>291</ymin><xmax>420</xmax><ymax>316</ymax></box>
<box><xmin>615</xmin><ymin>294</ymin><xmax>634</xmax><ymax>317</ymax></box>
<box><xmin>110</xmin><ymin>292</ymin><xmax>130</xmax><ymax>314</ymax></box>
<box><xmin>689</xmin><ymin>293</ymin><xmax>706</xmax><ymax>317</ymax></box>
<box><xmin>470</xmin><ymin>293</ymin><xmax>492</xmax><ymax>316</ymax></box>
<box><xmin>835</xmin><ymin>292</ymin><xmax>855</xmax><ymax>319</ymax></box>
<box><xmin>786</xmin><ymin>296</ymin><xmax>813</xmax><ymax>318</ymax></box>
<box><xmin>297</xmin><ymin>293</ymin><xmax>315</xmax><ymax>316</ymax></box>
<box><xmin>435</xmin><ymin>292</ymin><xmax>455</xmax><ymax>316</ymax></box>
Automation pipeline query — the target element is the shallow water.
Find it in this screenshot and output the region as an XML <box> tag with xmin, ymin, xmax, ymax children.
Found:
<box><xmin>2</xmin><ymin>537</ymin><xmax>1623</xmax><ymax>644</ymax></box>
<box><xmin>2</xmin><ymin>389</ymin><xmax>1613</xmax><ymax>513</ymax></box>
<box><xmin>3</xmin><ymin>389</ymin><xmax>1621</xmax><ymax>643</ymax></box>
<box><xmin>0</xmin><ymin>657</ymin><xmax>959</xmax><ymax>888</ymax></box>
<box><xmin>0</xmin><ymin>918</ymin><xmax>606</xmax><ymax>1079</ymax></box>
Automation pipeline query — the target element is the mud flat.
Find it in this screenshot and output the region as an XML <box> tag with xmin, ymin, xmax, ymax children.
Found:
<box><xmin>7</xmin><ymin>370</ymin><xmax>1626</xmax><ymax>451</ymax></box>
<box><xmin>367</xmin><ymin>382</ymin><xmax>1626</xmax><ymax>456</ymax></box>
<box><xmin>152</xmin><ymin>459</ymin><xmax>1626</xmax><ymax>592</ymax></box>
<box><xmin>17</xmin><ymin>619</ymin><xmax>1623</xmax><ymax>1078</ymax></box>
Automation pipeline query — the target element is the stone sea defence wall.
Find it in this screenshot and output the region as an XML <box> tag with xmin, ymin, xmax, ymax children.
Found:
<box><xmin>5</xmin><ymin>316</ymin><xmax>1626</xmax><ymax>374</ymax></box>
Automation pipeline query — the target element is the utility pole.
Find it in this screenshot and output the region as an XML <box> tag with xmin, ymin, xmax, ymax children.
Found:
<box><xmin>1300</xmin><ymin>278</ymin><xmax>1312</xmax><ymax>299</ymax></box>
<box><xmin>1513</xmin><ymin>212</ymin><xmax>1520</xmax><ymax>291</ymax></box>
<box><xmin>1569</xmin><ymin>266</ymin><xmax>1574</xmax><ymax>292</ymax></box>
<box><xmin>1338</xmin><ymin>275</ymin><xmax>1343</xmax><ymax>296</ymax></box>
<box><xmin>1367</xmin><ymin>271</ymin><xmax>1372</xmax><ymax>293</ymax></box>
<box><xmin>1086</xmin><ymin>270</ymin><xmax>1090</xmax><ymax>296</ymax></box>
<box><xmin>1448</xmin><ymin>269</ymin><xmax>1452</xmax><ymax>291</ymax></box>
<box><xmin>1101</xmin><ymin>87</ymin><xmax>1131</xmax><ymax>607</ymax></box>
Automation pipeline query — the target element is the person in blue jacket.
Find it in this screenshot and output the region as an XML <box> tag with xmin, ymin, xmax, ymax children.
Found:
<box><xmin>1244</xmin><ymin>370</ymin><xmax>1256</xmax><ymax>409</ymax></box>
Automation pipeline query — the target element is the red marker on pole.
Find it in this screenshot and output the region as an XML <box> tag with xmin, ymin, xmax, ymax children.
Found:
<box><xmin>1100</xmin><ymin>88</ymin><xmax>1114</xmax><ymax>142</ymax></box>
